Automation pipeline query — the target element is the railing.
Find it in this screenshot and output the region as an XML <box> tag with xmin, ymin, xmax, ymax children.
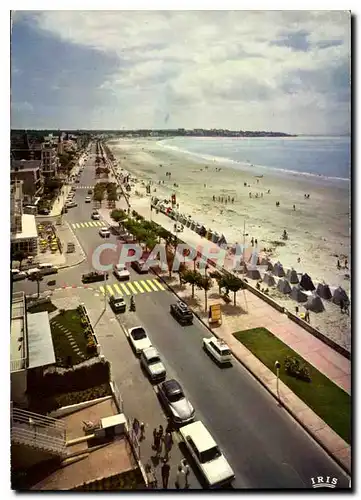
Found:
<box><xmin>11</xmin><ymin>407</ymin><xmax>66</xmax><ymax>456</ymax></box>
<box><xmin>10</xmin><ymin>358</ymin><xmax>26</xmax><ymax>372</ymax></box>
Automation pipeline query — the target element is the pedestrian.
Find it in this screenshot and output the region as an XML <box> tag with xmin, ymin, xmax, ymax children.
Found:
<box><xmin>345</xmin><ymin>259</ymin><xmax>348</xmax><ymax>269</ymax></box>
<box><xmin>163</xmin><ymin>431</ymin><xmax>173</xmax><ymax>460</ymax></box>
<box><xmin>145</xmin><ymin>463</ymin><xmax>157</xmax><ymax>489</ymax></box>
<box><xmin>153</xmin><ymin>430</ymin><xmax>161</xmax><ymax>453</ymax></box>
<box><xmin>293</xmin><ymin>204</ymin><xmax>296</xmax><ymax>211</ymax></box>
<box><xmin>175</xmin><ymin>465</ymin><xmax>186</xmax><ymax>489</ymax></box>
<box><xmin>337</xmin><ymin>259</ymin><xmax>341</xmax><ymax>269</ymax></box>
<box><xmin>132</xmin><ymin>418</ymin><xmax>140</xmax><ymax>436</ymax></box>
<box><xmin>304</xmin><ymin>310</ymin><xmax>310</xmax><ymax>323</ymax></box>
<box><xmin>158</xmin><ymin>425</ymin><xmax>164</xmax><ymax>439</ymax></box>
<box><xmin>251</xmin><ymin>237</ymin><xmax>254</xmax><ymax>247</ymax></box>
<box><xmin>165</xmin><ymin>418</ymin><xmax>172</xmax><ymax>434</ymax></box>
<box><xmin>140</xmin><ymin>422</ymin><xmax>145</xmax><ymax>441</ymax></box>
<box><xmin>181</xmin><ymin>459</ymin><xmax>190</xmax><ymax>488</ymax></box>
<box><xmin>254</xmin><ymin>238</ymin><xmax>258</xmax><ymax>246</ymax></box>
<box><xmin>161</xmin><ymin>459</ymin><xmax>170</xmax><ymax>489</ymax></box>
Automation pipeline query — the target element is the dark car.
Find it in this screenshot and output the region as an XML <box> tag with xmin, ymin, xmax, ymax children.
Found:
<box><xmin>131</xmin><ymin>260</ymin><xmax>148</xmax><ymax>274</ymax></box>
<box><xmin>38</xmin><ymin>208</ymin><xmax>50</xmax><ymax>215</ymax></box>
<box><xmin>82</xmin><ymin>271</ymin><xmax>108</xmax><ymax>283</ymax></box>
<box><xmin>109</xmin><ymin>294</ymin><xmax>126</xmax><ymax>313</ymax></box>
<box><xmin>170</xmin><ymin>301</ymin><xmax>193</xmax><ymax>325</ymax></box>
<box><xmin>157</xmin><ymin>379</ymin><xmax>195</xmax><ymax>424</ymax></box>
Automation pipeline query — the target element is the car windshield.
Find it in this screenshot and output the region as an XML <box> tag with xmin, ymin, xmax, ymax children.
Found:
<box><xmin>132</xmin><ymin>328</ymin><xmax>146</xmax><ymax>340</ymax></box>
<box><xmin>148</xmin><ymin>356</ymin><xmax>161</xmax><ymax>365</ymax></box>
<box><xmin>221</xmin><ymin>349</ymin><xmax>232</xmax><ymax>356</ymax></box>
<box><xmin>168</xmin><ymin>392</ymin><xmax>184</xmax><ymax>403</ymax></box>
<box><xmin>199</xmin><ymin>446</ymin><xmax>221</xmax><ymax>463</ymax></box>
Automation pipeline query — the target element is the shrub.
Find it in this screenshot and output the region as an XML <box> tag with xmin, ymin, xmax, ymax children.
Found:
<box><xmin>284</xmin><ymin>356</ymin><xmax>311</xmax><ymax>382</ymax></box>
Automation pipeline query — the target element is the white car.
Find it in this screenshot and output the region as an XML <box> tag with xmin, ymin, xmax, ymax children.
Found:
<box><xmin>66</xmin><ymin>201</ymin><xmax>77</xmax><ymax>208</ymax></box>
<box><xmin>203</xmin><ymin>337</ymin><xmax>232</xmax><ymax>364</ymax></box>
<box><xmin>11</xmin><ymin>269</ymin><xmax>27</xmax><ymax>281</ymax></box>
<box><xmin>99</xmin><ymin>227</ymin><xmax>110</xmax><ymax>238</ymax></box>
<box><xmin>140</xmin><ymin>347</ymin><xmax>166</xmax><ymax>382</ymax></box>
<box><xmin>85</xmin><ymin>196</ymin><xmax>91</xmax><ymax>203</ymax></box>
<box><xmin>113</xmin><ymin>264</ymin><xmax>130</xmax><ymax>281</ymax></box>
<box><xmin>128</xmin><ymin>326</ymin><xmax>152</xmax><ymax>354</ymax></box>
<box><xmin>91</xmin><ymin>212</ymin><xmax>101</xmax><ymax>220</ymax></box>
<box><xmin>179</xmin><ymin>421</ymin><xmax>235</xmax><ymax>488</ymax></box>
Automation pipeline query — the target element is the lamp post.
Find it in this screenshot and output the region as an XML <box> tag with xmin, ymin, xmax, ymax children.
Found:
<box><xmin>103</xmin><ymin>271</ymin><xmax>108</xmax><ymax>311</ymax></box>
<box><xmin>242</xmin><ymin>219</ymin><xmax>249</xmax><ymax>276</ymax></box>
<box><xmin>275</xmin><ymin>360</ymin><xmax>281</xmax><ymax>403</ymax></box>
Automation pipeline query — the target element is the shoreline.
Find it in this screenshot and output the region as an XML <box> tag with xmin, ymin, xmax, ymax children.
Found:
<box><xmin>107</xmin><ymin>138</ymin><xmax>351</xmax><ymax>351</ymax></box>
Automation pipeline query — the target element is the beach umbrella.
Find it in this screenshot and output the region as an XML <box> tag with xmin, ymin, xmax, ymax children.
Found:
<box><xmin>277</xmin><ymin>278</ymin><xmax>291</xmax><ymax>294</ymax></box>
<box><xmin>286</xmin><ymin>268</ymin><xmax>299</xmax><ymax>284</ymax></box>
<box><xmin>332</xmin><ymin>286</ymin><xmax>349</xmax><ymax>306</ymax></box>
<box><xmin>273</xmin><ymin>261</ymin><xmax>285</xmax><ymax>277</ymax></box>
<box><xmin>246</xmin><ymin>268</ymin><xmax>261</xmax><ymax>280</ymax></box>
<box><xmin>300</xmin><ymin>273</ymin><xmax>315</xmax><ymax>291</ymax></box>
<box><xmin>305</xmin><ymin>294</ymin><xmax>325</xmax><ymax>313</ymax></box>
<box><xmin>291</xmin><ymin>285</ymin><xmax>308</xmax><ymax>303</ymax></box>
<box><xmin>263</xmin><ymin>272</ymin><xmax>276</xmax><ymax>287</ymax></box>
<box><xmin>316</xmin><ymin>283</ymin><xmax>332</xmax><ymax>300</ymax></box>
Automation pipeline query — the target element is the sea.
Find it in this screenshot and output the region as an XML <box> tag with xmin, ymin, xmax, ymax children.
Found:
<box><xmin>159</xmin><ymin>136</ymin><xmax>351</xmax><ymax>182</ymax></box>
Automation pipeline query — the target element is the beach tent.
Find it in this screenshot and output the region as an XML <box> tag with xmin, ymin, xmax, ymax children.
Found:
<box><xmin>277</xmin><ymin>278</ymin><xmax>291</xmax><ymax>294</ymax></box>
<box><xmin>261</xmin><ymin>258</ymin><xmax>273</xmax><ymax>272</ymax></box>
<box><xmin>218</xmin><ymin>234</ymin><xmax>228</xmax><ymax>247</ymax></box>
<box><xmin>286</xmin><ymin>268</ymin><xmax>299</xmax><ymax>284</ymax></box>
<box><xmin>248</xmin><ymin>253</ymin><xmax>261</xmax><ymax>266</ymax></box>
<box><xmin>199</xmin><ymin>226</ymin><xmax>207</xmax><ymax>237</ymax></box>
<box><xmin>212</xmin><ymin>232</ymin><xmax>220</xmax><ymax>244</ymax></box>
<box><xmin>300</xmin><ymin>273</ymin><xmax>316</xmax><ymax>291</ymax></box>
<box><xmin>305</xmin><ymin>294</ymin><xmax>325</xmax><ymax>313</ymax></box>
<box><xmin>291</xmin><ymin>285</ymin><xmax>308</xmax><ymax>303</ymax></box>
<box><xmin>273</xmin><ymin>261</ymin><xmax>285</xmax><ymax>277</ymax></box>
<box><xmin>332</xmin><ymin>286</ymin><xmax>349</xmax><ymax>306</ymax></box>
<box><xmin>206</xmin><ymin>229</ymin><xmax>213</xmax><ymax>241</ymax></box>
<box><xmin>263</xmin><ymin>272</ymin><xmax>276</xmax><ymax>287</ymax></box>
<box><xmin>247</xmin><ymin>268</ymin><xmax>261</xmax><ymax>280</ymax></box>
<box><xmin>316</xmin><ymin>283</ymin><xmax>332</xmax><ymax>300</ymax></box>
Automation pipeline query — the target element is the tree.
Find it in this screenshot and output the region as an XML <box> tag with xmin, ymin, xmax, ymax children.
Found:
<box><xmin>110</xmin><ymin>209</ymin><xmax>127</xmax><ymax>227</ymax></box>
<box><xmin>197</xmin><ymin>275</ymin><xmax>213</xmax><ymax>312</ymax></box>
<box><xmin>93</xmin><ymin>191</ymin><xmax>104</xmax><ymax>205</ymax></box>
<box><xmin>32</xmin><ymin>272</ymin><xmax>44</xmax><ymax>298</ymax></box>
<box><xmin>178</xmin><ymin>262</ymin><xmax>187</xmax><ymax>285</ymax></box>
<box><xmin>182</xmin><ymin>270</ymin><xmax>202</xmax><ymax>299</ymax></box>
<box><xmin>222</xmin><ymin>274</ymin><xmax>245</xmax><ymax>306</ymax></box>
<box><xmin>145</xmin><ymin>235</ymin><xmax>157</xmax><ymax>253</ymax></box>
<box><xmin>209</xmin><ymin>271</ymin><xmax>223</xmax><ymax>294</ymax></box>
<box><xmin>11</xmin><ymin>249</ymin><xmax>28</xmax><ymax>270</ymax></box>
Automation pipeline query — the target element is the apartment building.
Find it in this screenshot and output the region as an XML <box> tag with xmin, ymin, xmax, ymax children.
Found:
<box><xmin>11</xmin><ymin>160</ymin><xmax>44</xmax><ymax>202</ymax></box>
<box><xmin>11</xmin><ymin>181</ymin><xmax>38</xmax><ymax>256</ymax></box>
<box><xmin>41</xmin><ymin>142</ymin><xmax>59</xmax><ymax>178</ymax></box>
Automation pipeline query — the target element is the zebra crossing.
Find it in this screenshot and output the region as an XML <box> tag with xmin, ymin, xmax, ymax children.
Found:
<box><xmin>71</xmin><ymin>221</ymin><xmax>105</xmax><ymax>229</ymax></box>
<box><xmin>99</xmin><ymin>278</ymin><xmax>165</xmax><ymax>297</ymax></box>
<box><xmin>74</xmin><ymin>185</ymin><xmax>94</xmax><ymax>189</ymax></box>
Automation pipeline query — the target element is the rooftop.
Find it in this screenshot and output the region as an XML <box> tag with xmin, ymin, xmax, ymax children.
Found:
<box><xmin>10</xmin><ymin>292</ymin><xmax>27</xmax><ymax>372</ymax></box>
<box><xmin>31</xmin><ymin>399</ymin><xmax>139</xmax><ymax>491</ymax></box>
<box><xmin>11</xmin><ymin>214</ymin><xmax>38</xmax><ymax>241</ymax></box>
<box><xmin>11</xmin><ymin>159</ymin><xmax>42</xmax><ymax>171</ymax></box>
<box><xmin>27</xmin><ymin>311</ymin><xmax>56</xmax><ymax>369</ymax></box>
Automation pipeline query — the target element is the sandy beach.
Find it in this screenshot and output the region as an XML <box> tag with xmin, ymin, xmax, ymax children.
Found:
<box><xmin>108</xmin><ymin>138</ymin><xmax>351</xmax><ymax>351</ymax></box>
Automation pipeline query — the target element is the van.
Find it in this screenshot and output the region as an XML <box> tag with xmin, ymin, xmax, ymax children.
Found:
<box><xmin>179</xmin><ymin>421</ymin><xmax>235</xmax><ymax>488</ymax></box>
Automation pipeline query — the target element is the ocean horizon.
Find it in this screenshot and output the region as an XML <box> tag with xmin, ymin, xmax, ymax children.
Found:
<box><xmin>159</xmin><ymin>136</ymin><xmax>351</xmax><ymax>182</ymax></box>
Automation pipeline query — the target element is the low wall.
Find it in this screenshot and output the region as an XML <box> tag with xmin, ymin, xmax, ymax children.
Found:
<box><xmin>79</xmin><ymin>304</ymin><xmax>101</xmax><ymax>353</ymax></box>
<box><xmin>286</xmin><ymin>310</ymin><xmax>351</xmax><ymax>360</ymax></box>
<box><xmin>48</xmin><ymin>395</ymin><xmax>112</xmax><ymax>418</ymax></box>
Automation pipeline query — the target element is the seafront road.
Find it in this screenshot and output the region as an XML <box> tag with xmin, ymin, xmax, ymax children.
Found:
<box><xmin>14</xmin><ymin>143</ymin><xmax>350</xmax><ymax>488</ymax></box>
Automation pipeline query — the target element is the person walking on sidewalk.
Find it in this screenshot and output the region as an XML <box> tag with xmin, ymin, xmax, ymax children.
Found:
<box><xmin>181</xmin><ymin>459</ymin><xmax>190</xmax><ymax>488</ymax></box>
<box><xmin>140</xmin><ymin>422</ymin><xmax>145</xmax><ymax>441</ymax></box>
<box><xmin>175</xmin><ymin>465</ymin><xmax>186</xmax><ymax>489</ymax></box>
<box><xmin>153</xmin><ymin>430</ymin><xmax>161</xmax><ymax>455</ymax></box>
<box><xmin>161</xmin><ymin>459</ymin><xmax>171</xmax><ymax>489</ymax></box>
<box><xmin>132</xmin><ymin>418</ymin><xmax>140</xmax><ymax>437</ymax></box>
<box><xmin>158</xmin><ymin>424</ymin><xmax>164</xmax><ymax>439</ymax></box>
<box><xmin>163</xmin><ymin>431</ymin><xmax>173</xmax><ymax>460</ymax></box>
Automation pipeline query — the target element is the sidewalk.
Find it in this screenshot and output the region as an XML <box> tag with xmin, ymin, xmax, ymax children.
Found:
<box><xmin>50</xmin><ymin>288</ymin><xmax>200</xmax><ymax>490</ymax></box>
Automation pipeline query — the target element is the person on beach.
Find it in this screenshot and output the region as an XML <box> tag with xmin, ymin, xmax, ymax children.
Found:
<box><xmin>251</xmin><ymin>237</ymin><xmax>254</xmax><ymax>247</ymax></box>
<box><xmin>255</xmin><ymin>238</ymin><xmax>258</xmax><ymax>246</ymax></box>
<box><xmin>293</xmin><ymin>204</ymin><xmax>296</xmax><ymax>211</ymax></box>
<box><xmin>337</xmin><ymin>259</ymin><xmax>341</xmax><ymax>269</ymax></box>
<box><xmin>345</xmin><ymin>259</ymin><xmax>348</xmax><ymax>269</ymax></box>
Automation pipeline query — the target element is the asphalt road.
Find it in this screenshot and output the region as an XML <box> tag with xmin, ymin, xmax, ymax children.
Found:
<box><xmin>16</xmin><ymin>142</ymin><xmax>350</xmax><ymax>489</ymax></box>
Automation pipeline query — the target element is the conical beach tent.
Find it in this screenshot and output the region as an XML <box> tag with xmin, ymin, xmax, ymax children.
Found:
<box><xmin>247</xmin><ymin>268</ymin><xmax>261</xmax><ymax>280</ymax></box>
<box><xmin>273</xmin><ymin>261</ymin><xmax>285</xmax><ymax>277</ymax></box>
<box><xmin>291</xmin><ymin>285</ymin><xmax>308</xmax><ymax>303</ymax></box>
<box><xmin>300</xmin><ymin>273</ymin><xmax>315</xmax><ymax>291</ymax></box>
<box><xmin>332</xmin><ymin>287</ymin><xmax>349</xmax><ymax>305</ymax></box>
<box><xmin>286</xmin><ymin>268</ymin><xmax>299</xmax><ymax>284</ymax></box>
<box><xmin>261</xmin><ymin>258</ymin><xmax>273</xmax><ymax>271</ymax></box>
<box><xmin>277</xmin><ymin>278</ymin><xmax>291</xmax><ymax>294</ymax></box>
<box><xmin>305</xmin><ymin>294</ymin><xmax>325</xmax><ymax>313</ymax></box>
<box><xmin>263</xmin><ymin>272</ymin><xmax>276</xmax><ymax>287</ymax></box>
<box><xmin>316</xmin><ymin>283</ymin><xmax>332</xmax><ymax>300</ymax></box>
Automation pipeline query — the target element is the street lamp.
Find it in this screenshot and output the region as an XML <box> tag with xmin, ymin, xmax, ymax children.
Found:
<box><xmin>242</xmin><ymin>219</ymin><xmax>249</xmax><ymax>276</ymax></box>
<box><xmin>103</xmin><ymin>271</ymin><xmax>108</xmax><ymax>311</ymax></box>
<box><xmin>275</xmin><ymin>360</ymin><xmax>281</xmax><ymax>403</ymax></box>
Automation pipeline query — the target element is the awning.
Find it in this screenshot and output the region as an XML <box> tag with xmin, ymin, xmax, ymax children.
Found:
<box><xmin>27</xmin><ymin>311</ymin><xmax>56</xmax><ymax>369</ymax></box>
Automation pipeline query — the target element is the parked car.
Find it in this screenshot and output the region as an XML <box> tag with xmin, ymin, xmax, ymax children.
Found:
<box><xmin>87</xmin><ymin>189</ymin><xmax>93</xmax><ymax>194</ymax></box>
<box><xmin>170</xmin><ymin>301</ymin><xmax>193</xmax><ymax>325</ymax></box>
<box><xmin>113</xmin><ymin>264</ymin><xmax>130</xmax><ymax>281</ymax></box>
<box><xmin>26</xmin><ymin>268</ymin><xmax>41</xmax><ymax>280</ymax></box>
<box><xmin>91</xmin><ymin>211</ymin><xmax>100</xmax><ymax>220</ymax></box>
<box><xmin>140</xmin><ymin>347</ymin><xmax>166</xmax><ymax>382</ymax></box>
<box><xmin>179</xmin><ymin>421</ymin><xmax>235</xmax><ymax>488</ymax></box>
<box><xmin>203</xmin><ymin>337</ymin><xmax>232</xmax><ymax>365</ymax></box>
<box><xmin>157</xmin><ymin>379</ymin><xmax>195</xmax><ymax>425</ymax></box>
<box><xmin>66</xmin><ymin>201</ymin><xmax>78</xmax><ymax>208</ymax></box>
<box><xmin>85</xmin><ymin>196</ymin><xmax>91</xmax><ymax>203</ymax></box>
<box><xmin>109</xmin><ymin>294</ymin><xmax>126</xmax><ymax>313</ymax></box>
<box><xmin>82</xmin><ymin>271</ymin><xmax>108</xmax><ymax>283</ymax></box>
<box><xmin>128</xmin><ymin>326</ymin><xmax>152</xmax><ymax>354</ymax></box>
<box><xmin>99</xmin><ymin>227</ymin><xmax>110</xmax><ymax>238</ymax></box>
<box><xmin>11</xmin><ymin>269</ymin><xmax>27</xmax><ymax>281</ymax></box>
<box><xmin>38</xmin><ymin>208</ymin><xmax>50</xmax><ymax>215</ymax></box>
<box><xmin>131</xmin><ymin>259</ymin><xmax>148</xmax><ymax>274</ymax></box>
<box><xmin>38</xmin><ymin>263</ymin><xmax>58</xmax><ymax>276</ymax></box>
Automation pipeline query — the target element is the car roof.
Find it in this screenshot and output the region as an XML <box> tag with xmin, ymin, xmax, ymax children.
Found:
<box><xmin>143</xmin><ymin>346</ymin><xmax>159</xmax><ymax>359</ymax></box>
<box><xmin>182</xmin><ymin>421</ymin><xmax>216</xmax><ymax>452</ymax></box>
<box><xmin>163</xmin><ymin>379</ymin><xmax>182</xmax><ymax>396</ymax></box>
<box><xmin>210</xmin><ymin>338</ymin><xmax>230</xmax><ymax>351</ymax></box>
<box><xmin>111</xmin><ymin>294</ymin><xmax>124</xmax><ymax>301</ymax></box>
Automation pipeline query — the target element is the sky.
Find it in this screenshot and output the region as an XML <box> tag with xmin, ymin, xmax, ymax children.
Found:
<box><xmin>11</xmin><ymin>10</ymin><xmax>351</xmax><ymax>134</ymax></box>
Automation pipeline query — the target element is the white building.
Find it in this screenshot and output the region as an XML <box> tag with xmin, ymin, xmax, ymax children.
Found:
<box><xmin>11</xmin><ymin>181</ymin><xmax>38</xmax><ymax>256</ymax></box>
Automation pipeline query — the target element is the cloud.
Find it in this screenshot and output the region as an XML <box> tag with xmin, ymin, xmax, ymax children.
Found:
<box><xmin>11</xmin><ymin>10</ymin><xmax>351</xmax><ymax>134</ymax></box>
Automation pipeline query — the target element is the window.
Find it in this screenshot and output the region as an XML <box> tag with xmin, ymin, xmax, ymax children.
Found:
<box><xmin>131</xmin><ymin>328</ymin><xmax>146</xmax><ymax>340</ymax></box>
<box><xmin>168</xmin><ymin>391</ymin><xmax>184</xmax><ymax>403</ymax></box>
<box><xmin>221</xmin><ymin>349</ymin><xmax>231</xmax><ymax>356</ymax></box>
<box><xmin>211</xmin><ymin>342</ymin><xmax>221</xmax><ymax>355</ymax></box>
<box><xmin>199</xmin><ymin>446</ymin><xmax>221</xmax><ymax>463</ymax></box>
